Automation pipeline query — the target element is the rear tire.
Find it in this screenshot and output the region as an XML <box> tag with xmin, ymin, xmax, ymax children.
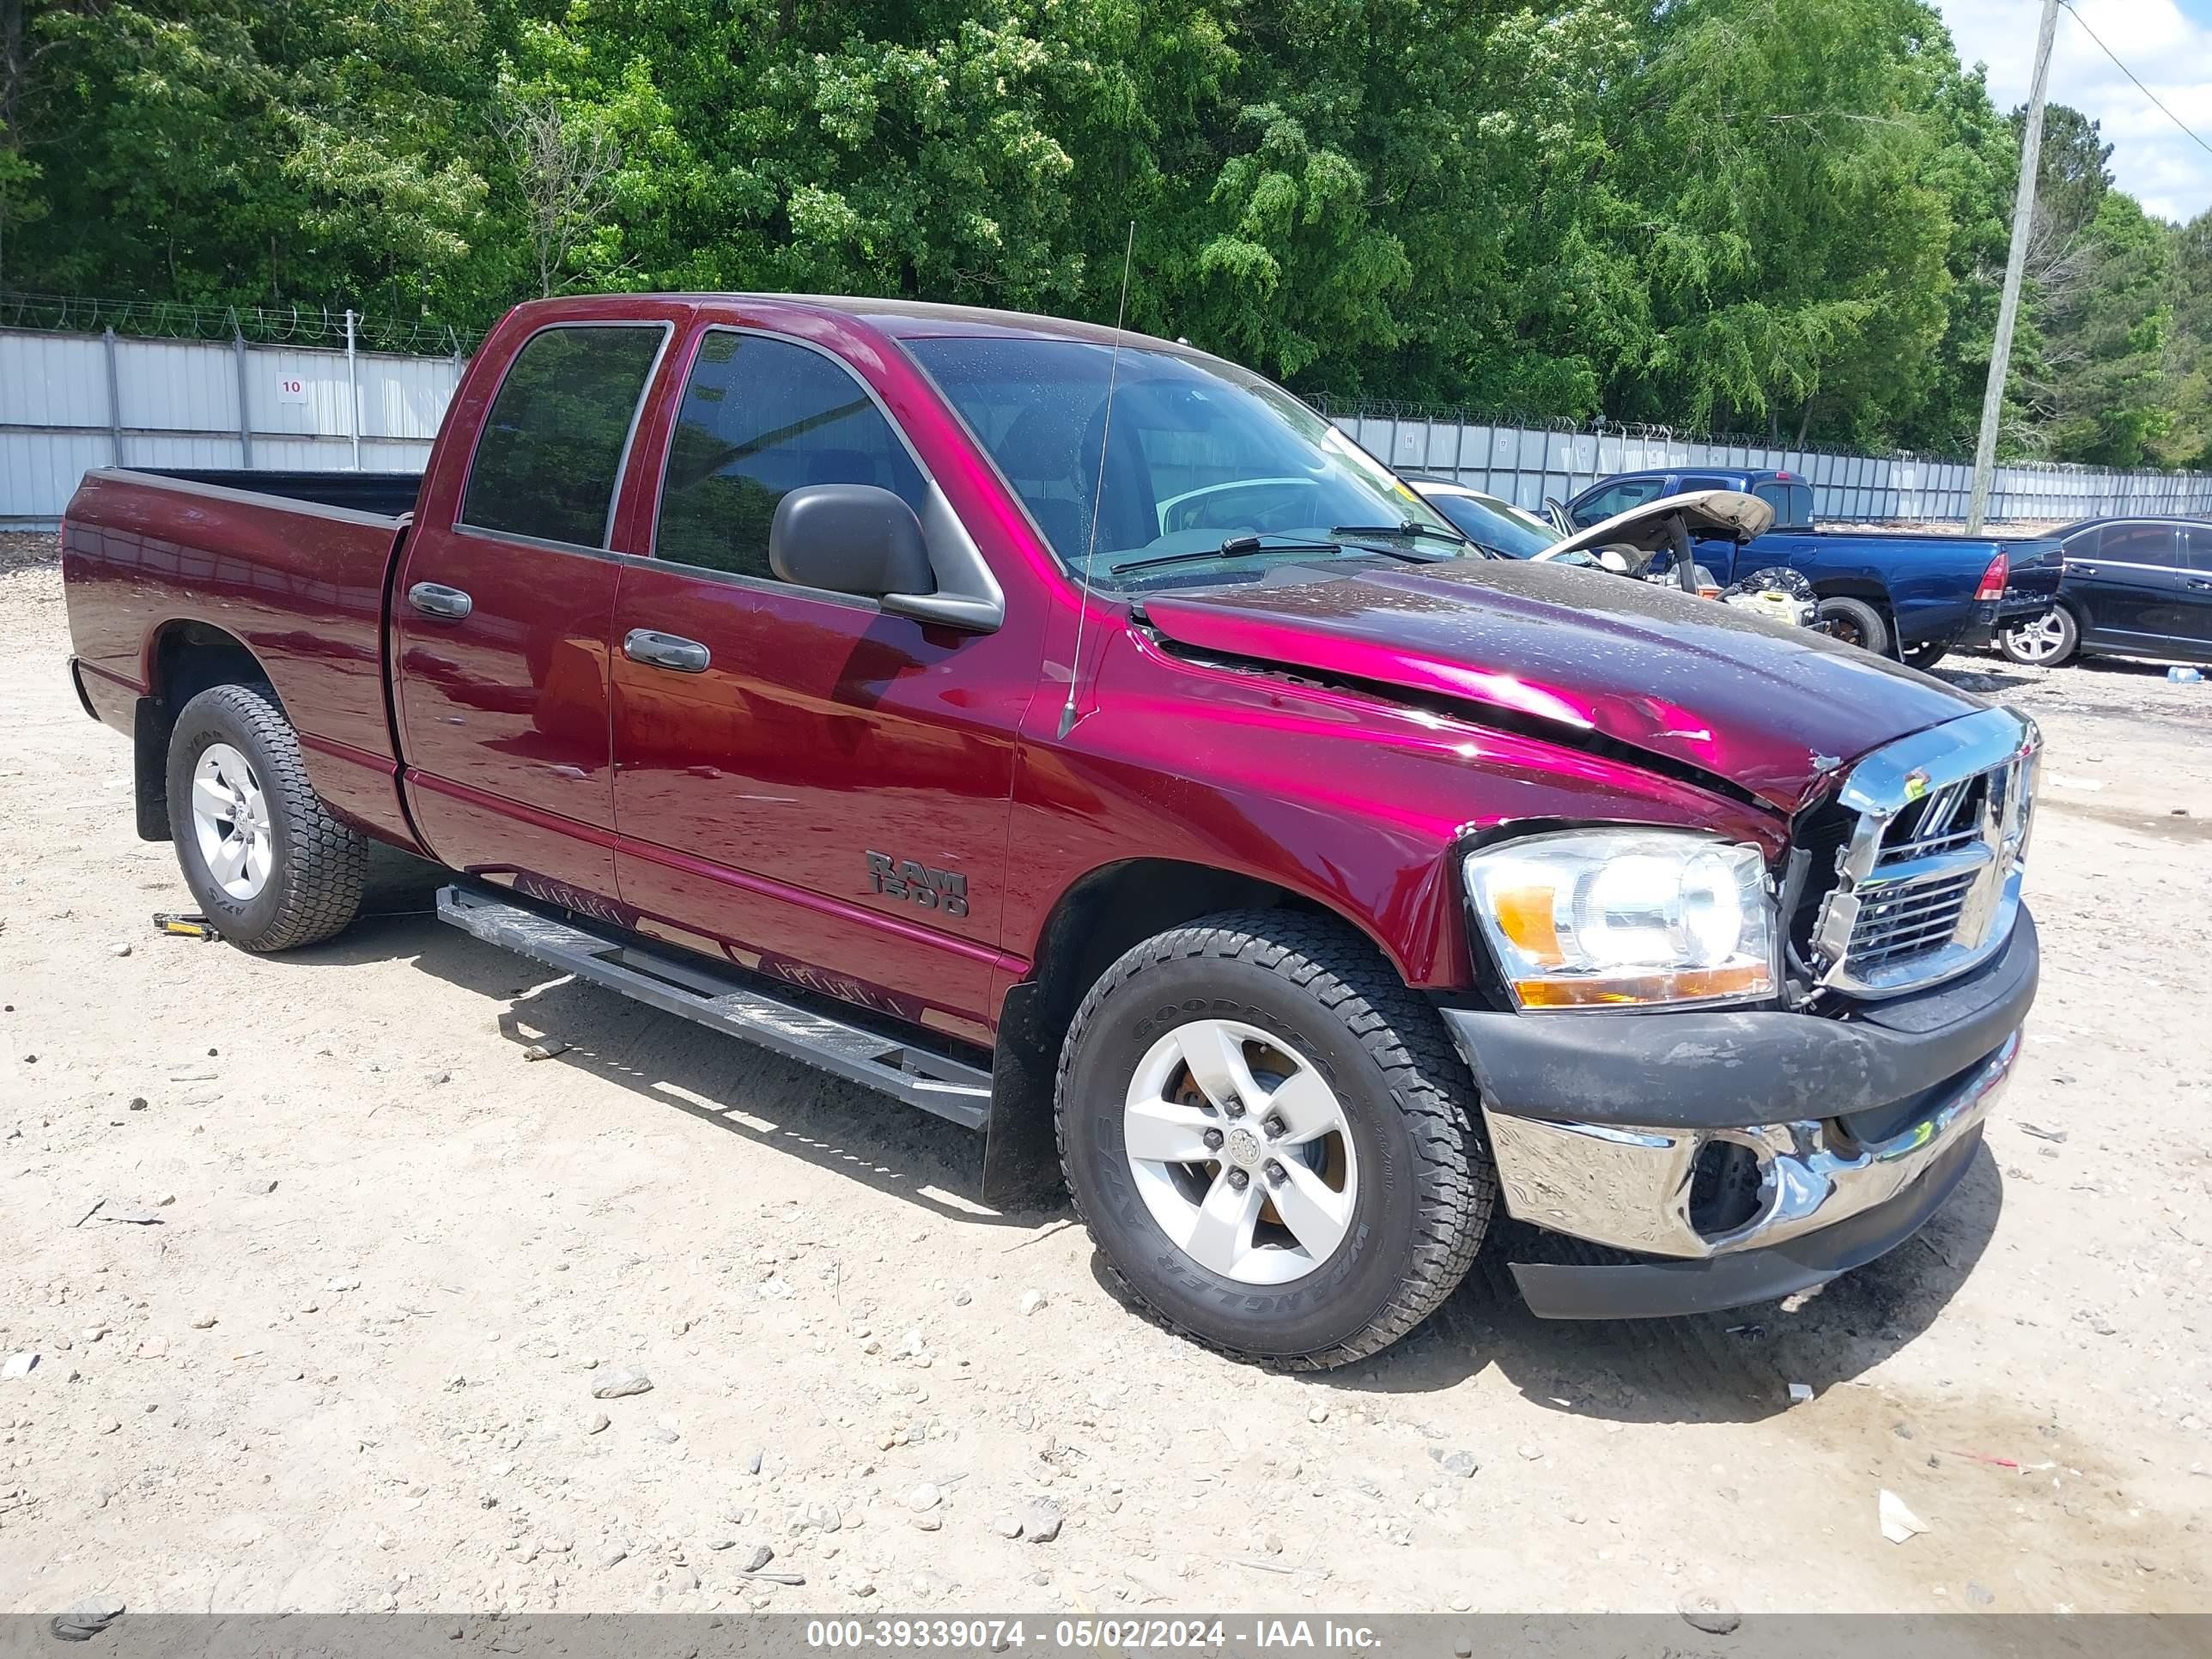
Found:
<box><xmin>166</xmin><ymin>684</ymin><xmax>366</xmax><ymax>951</ymax></box>
<box><xmin>1056</xmin><ymin>910</ymin><xmax>1494</xmax><ymax>1370</ymax></box>
<box><xmin>1900</xmin><ymin>640</ymin><xmax>1949</xmax><ymax>672</ymax></box>
<box><xmin>1997</xmin><ymin>605</ymin><xmax>2078</xmax><ymax>666</ymax></box>
<box><xmin>1814</xmin><ymin>595</ymin><xmax>1889</xmax><ymax>656</ymax></box>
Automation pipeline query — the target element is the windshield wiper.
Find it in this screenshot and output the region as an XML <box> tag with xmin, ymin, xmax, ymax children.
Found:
<box><xmin>1115</xmin><ymin>533</ymin><xmax>1343</xmax><ymax>575</ymax></box>
<box><xmin>1329</xmin><ymin>520</ymin><xmax>1468</xmax><ymax>550</ymax></box>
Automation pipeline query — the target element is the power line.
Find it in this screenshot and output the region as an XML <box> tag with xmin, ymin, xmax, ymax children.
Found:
<box><xmin>2058</xmin><ymin>0</ymin><xmax>2212</xmax><ymax>161</ymax></box>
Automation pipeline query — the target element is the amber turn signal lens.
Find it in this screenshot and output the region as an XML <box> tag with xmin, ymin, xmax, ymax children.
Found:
<box><xmin>1512</xmin><ymin>963</ymin><xmax>1775</xmax><ymax>1009</ymax></box>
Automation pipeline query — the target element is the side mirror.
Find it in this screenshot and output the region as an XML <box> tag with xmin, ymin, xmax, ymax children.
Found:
<box><xmin>769</xmin><ymin>483</ymin><xmax>934</xmax><ymax>600</ymax></box>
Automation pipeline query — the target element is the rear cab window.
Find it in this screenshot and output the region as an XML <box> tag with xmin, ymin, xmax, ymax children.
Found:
<box><xmin>461</xmin><ymin>324</ymin><xmax>668</xmax><ymax>548</ymax></box>
<box><xmin>1751</xmin><ymin>481</ymin><xmax>1814</xmax><ymax>530</ymax></box>
<box><xmin>653</xmin><ymin>329</ymin><xmax>928</xmax><ymax>582</ymax></box>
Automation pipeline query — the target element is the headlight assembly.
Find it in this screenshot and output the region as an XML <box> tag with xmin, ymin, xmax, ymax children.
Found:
<box><xmin>1462</xmin><ymin>830</ymin><xmax>1778</xmax><ymax>1011</ymax></box>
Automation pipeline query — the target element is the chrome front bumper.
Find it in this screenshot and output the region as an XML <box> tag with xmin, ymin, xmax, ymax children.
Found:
<box><xmin>1481</xmin><ymin>1027</ymin><xmax>2017</xmax><ymax>1261</ymax></box>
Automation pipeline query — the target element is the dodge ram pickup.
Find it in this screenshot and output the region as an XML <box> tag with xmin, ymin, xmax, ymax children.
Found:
<box><xmin>1553</xmin><ymin>467</ymin><xmax>2063</xmax><ymax>670</ymax></box>
<box><xmin>61</xmin><ymin>294</ymin><xmax>2040</xmax><ymax>1369</ymax></box>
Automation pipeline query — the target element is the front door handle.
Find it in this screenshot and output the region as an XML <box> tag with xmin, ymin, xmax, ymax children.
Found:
<box><xmin>408</xmin><ymin>581</ymin><xmax>473</xmax><ymax>621</ymax></box>
<box><xmin>2071</xmin><ymin>563</ymin><xmax>2098</xmax><ymax>577</ymax></box>
<box><xmin>2188</xmin><ymin>579</ymin><xmax>2212</xmax><ymax>592</ymax></box>
<box><xmin>623</xmin><ymin>629</ymin><xmax>711</xmax><ymax>673</ymax></box>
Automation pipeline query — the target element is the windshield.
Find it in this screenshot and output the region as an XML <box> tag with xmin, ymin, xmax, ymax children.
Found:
<box><xmin>1422</xmin><ymin>489</ymin><xmax>1559</xmax><ymax>559</ymax></box>
<box><xmin>902</xmin><ymin>336</ymin><xmax>1462</xmax><ymax>588</ymax></box>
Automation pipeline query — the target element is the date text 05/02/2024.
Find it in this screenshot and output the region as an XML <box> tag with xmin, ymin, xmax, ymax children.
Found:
<box><xmin>805</xmin><ymin>1620</ymin><xmax>1384</xmax><ymax>1650</ymax></box>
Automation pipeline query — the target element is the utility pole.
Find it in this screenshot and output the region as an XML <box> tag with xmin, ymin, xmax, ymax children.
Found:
<box><xmin>1966</xmin><ymin>0</ymin><xmax>2061</xmax><ymax>533</ymax></box>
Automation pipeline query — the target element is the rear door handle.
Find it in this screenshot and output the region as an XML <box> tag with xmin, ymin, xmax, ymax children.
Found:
<box><xmin>2071</xmin><ymin>564</ymin><xmax>2097</xmax><ymax>577</ymax></box>
<box><xmin>407</xmin><ymin>581</ymin><xmax>473</xmax><ymax>620</ymax></box>
<box><xmin>2189</xmin><ymin>580</ymin><xmax>2212</xmax><ymax>592</ymax></box>
<box><xmin>623</xmin><ymin>629</ymin><xmax>711</xmax><ymax>673</ymax></box>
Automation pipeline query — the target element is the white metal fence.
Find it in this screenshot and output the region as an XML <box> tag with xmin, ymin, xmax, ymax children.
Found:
<box><xmin>1318</xmin><ymin>407</ymin><xmax>2212</xmax><ymax>526</ymax></box>
<box><xmin>1</xmin><ymin>325</ymin><xmax>464</xmax><ymax>526</ymax></box>
<box><xmin>5</xmin><ymin>321</ymin><xmax>2209</xmax><ymax>528</ymax></box>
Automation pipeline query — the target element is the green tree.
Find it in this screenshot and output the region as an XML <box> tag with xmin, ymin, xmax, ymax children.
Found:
<box><xmin>2</xmin><ymin>1</ymin><xmax>495</xmax><ymax>316</ymax></box>
<box><xmin>2155</xmin><ymin>210</ymin><xmax>2212</xmax><ymax>470</ymax></box>
<box><xmin>0</xmin><ymin>0</ymin><xmax>2203</xmax><ymax>474</ymax></box>
<box><xmin>2002</xmin><ymin>106</ymin><xmax>2171</xmax><ymax>465</ymax></box>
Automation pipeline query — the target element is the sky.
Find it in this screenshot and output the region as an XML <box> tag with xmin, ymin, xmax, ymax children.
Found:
<box><xmin>1935</xmin><ymin>0</ymin><xmax>2212</xmax><ymax>223</ymax></box>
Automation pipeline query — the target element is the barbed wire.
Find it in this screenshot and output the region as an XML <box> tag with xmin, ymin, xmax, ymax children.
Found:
<box><xmin>1307</xmin><ymin>392</ymin><xmax>2212</xmax><ymax>478</ymax></box>
<box><xmin>0</xmin><ymin>291</ymin><xmax>481</xmax><ymax>356</ymax></box>
<box><xmin>1307</xmin><ymin>395</ymin><xmax>1590</xmax><ymax>436</ymax></box>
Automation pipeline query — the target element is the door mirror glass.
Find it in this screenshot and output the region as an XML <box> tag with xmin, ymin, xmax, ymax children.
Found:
<box><xmin>769</xmin><ymin>483</ymin><xmax>934</xmax><ymax>599</ymax></box>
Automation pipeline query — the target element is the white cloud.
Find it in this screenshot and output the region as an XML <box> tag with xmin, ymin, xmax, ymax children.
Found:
<box><xmin>1935</xmin><ymin>0</ymin><xmax>2212</xmax><ymax>223</ymax></box>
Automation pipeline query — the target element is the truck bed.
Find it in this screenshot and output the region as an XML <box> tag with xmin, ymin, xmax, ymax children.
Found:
<box><xmin>145</xmin><ymin>468</ymin><xmax>425</xmax><ymax>520</ymax></box>
<box><xmin>61</xmin><ymin>467</ymin><xmax>420</xmax><ymax>846</ymax></box>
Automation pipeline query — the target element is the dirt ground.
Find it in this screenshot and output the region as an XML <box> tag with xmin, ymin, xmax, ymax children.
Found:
<box><xmin>2</xmin><ymin>532</ymin><xmax>2207</xmax><ymax>1619</ymax></box>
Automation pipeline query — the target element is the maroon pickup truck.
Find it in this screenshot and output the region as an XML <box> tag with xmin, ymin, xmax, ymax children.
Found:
<box><xmin>60</xmin><ymin>294</ymin><xmax>2040</xmax><ymax>1368</ymax></box>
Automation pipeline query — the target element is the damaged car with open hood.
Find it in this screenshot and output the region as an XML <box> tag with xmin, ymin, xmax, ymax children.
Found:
<box><xmin>61</xmin><ymin>295</ymin><xmax>2039</xmax><ymax>1366</ymax></box>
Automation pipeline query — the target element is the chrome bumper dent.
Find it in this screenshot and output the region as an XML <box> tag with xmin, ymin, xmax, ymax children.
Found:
<box><xmin>1480</xmin><ymin>1027</ymin><xmax>2018</xmax><ymax>1260</ymax></box>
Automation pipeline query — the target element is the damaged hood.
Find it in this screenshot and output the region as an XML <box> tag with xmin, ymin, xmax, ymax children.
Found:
<box><xmin>1542</xmin><ymin>488</ymin><xmax>1776</xmax><ymax>561</ymax></box>
<box><xmin>1139</xmin><ymin>557</ymin><xmax>1981</xmax><ymax>813</ymax></box>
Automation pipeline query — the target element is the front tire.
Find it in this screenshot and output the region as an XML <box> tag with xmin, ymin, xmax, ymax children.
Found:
<box><xmin>1056</xmin><ymin>911</ymin><xmax>1494</xmax><ymax>1370</ymax></box>
<box><xmin>1998</xmin><ymin>605</ymin><xmax>2078</xmax><ymax>666</ymax></box>
<box><xmin>167</xmin><ymin>684</ymin><xmax>366</xmax><ymax>951</ymax></box>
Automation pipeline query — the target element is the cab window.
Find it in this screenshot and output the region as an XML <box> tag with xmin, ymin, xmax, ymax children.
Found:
<box><xmin>461</xmin><ymin>324</ymin><xmax>666</xmax><ymax>548</ymax></box>
<box><xmin>1752</xmin><ymin>481</ymin><xmax>1813</xmax><ymax>531</ymax></box>
<box><xmin>1569</xmin><ymin>477</ymin><xmax>1665</xmax><ymax>528</ymax></box>
<box><xmin>654</xmin><ymin>331</ymin><xmax>927</xmax><ymax>582</ymax></box>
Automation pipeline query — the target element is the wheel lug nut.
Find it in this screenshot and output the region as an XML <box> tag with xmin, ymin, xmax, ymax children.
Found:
<box><xmin>1265</xmin><ymin>1115</ymin><xmax>1287</xmax><ymax>1138</ymax></box>
<box><xmin>1224</xmin><ymin>1102</ymin><xmax>1245</xmax><ymax>1119</ymax></box>
<box><xmin>1227</xmin><ymin>1168</ymin><xmax>1250</xmax><ymax>1192</ymax></box>
<box><xmin>1202</xmin><ymin>1128</ymin><xmax>1224</xmax><ymax>1152</ymax></box>
<box><xmin>1264</xmin><ymin>1160</ymin><xmax>1285</xmax><ymax>1186</ymax></box>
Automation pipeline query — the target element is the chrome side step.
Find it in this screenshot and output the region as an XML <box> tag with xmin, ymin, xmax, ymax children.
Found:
<box><xmin>434</xmin><ymin>884</ymin><xmax>993</xmax><ymax>1131</ymax></box>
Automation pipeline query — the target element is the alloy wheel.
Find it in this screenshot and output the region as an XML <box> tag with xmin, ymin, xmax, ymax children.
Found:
<box><xmin>189</xmin><ymin>742</ymin><xmax>273</xmax><ymax>901</ymax></box>
<box><xmin>2003</xmin><ymin>611</ymin><xmax>2070</xmax><ymax>664</ymax></box>
<box><xmin>1121</xmin><ymin>1018</ymin><xmax>1360</xmax><ymax>1285</ymax></box>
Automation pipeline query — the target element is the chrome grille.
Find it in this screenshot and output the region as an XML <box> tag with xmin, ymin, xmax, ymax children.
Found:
<box><xmin>1806</xmin><ymin>708</ymin><xmax>2039</xmax><ymax>998</ymax></box>
<box><xmin>1846</xmin><ymin>868</ymin><xmax>1978</xmax><ymax>970</ymax></box>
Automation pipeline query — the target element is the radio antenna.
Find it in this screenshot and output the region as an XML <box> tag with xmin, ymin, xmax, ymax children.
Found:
<box><xmin>1060</xmin><ymin>220</ymin><xmax>1137</xmax><ymax>740</ymax></box>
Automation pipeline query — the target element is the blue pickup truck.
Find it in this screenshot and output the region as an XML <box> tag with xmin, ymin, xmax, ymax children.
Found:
<box><xmin>1540</xmin><ymin>468</ymin><xmax>2063</xmax><ymax>670</ymax></box>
